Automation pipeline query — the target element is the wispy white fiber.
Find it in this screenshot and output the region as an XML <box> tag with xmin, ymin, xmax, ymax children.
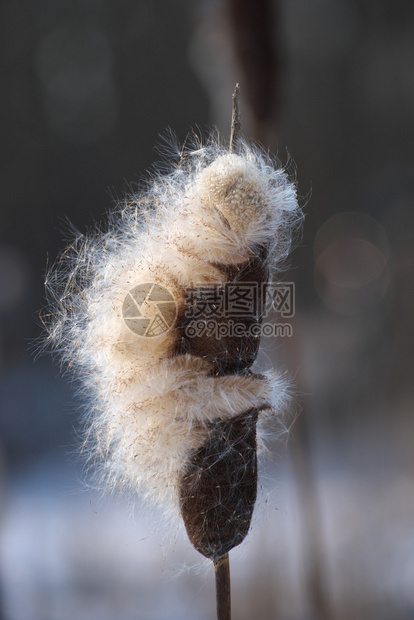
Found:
<box><xmin>42</xmin><ymin>135</ymin><xmax>303</xmax><ymax>513</ymax></box>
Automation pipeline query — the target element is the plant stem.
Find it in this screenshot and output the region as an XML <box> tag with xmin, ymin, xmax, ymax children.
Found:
<box><xmin>229</xmin><ymin>84</ymin><xmax>241</xmax><ymax>152</ymax></box>
<box><xmin>214</xmin><ymin>553</ymin><xmax>231</xmax><ymax>620</ymax></box>
<box><xmin>211</xmin><ymin>86</ymin><xmax>237</xmax><ymax>620</ymax></box>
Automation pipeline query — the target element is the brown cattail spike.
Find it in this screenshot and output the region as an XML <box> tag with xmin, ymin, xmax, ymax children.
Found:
<box><xmin>175</xmin><ymin>247</ymin><xmax>269</xmax><ymax>376</ymax></box>
<box><xmin>179</xmin><ymin>407</ymin><xmax>262</xmax><ymax>561</ymax></box>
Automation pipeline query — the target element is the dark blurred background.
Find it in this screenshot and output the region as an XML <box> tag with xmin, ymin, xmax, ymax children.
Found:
<box><xmin>1</xmin><ymin>1</ymin><xmax>413</xmax><ymax>619</ymax></box>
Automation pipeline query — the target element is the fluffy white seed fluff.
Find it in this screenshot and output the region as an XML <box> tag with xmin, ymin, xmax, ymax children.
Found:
<box><xmin>43</xmin><ymin>137</ymin><xmax>302</xmax><ymax>512</ymax></box>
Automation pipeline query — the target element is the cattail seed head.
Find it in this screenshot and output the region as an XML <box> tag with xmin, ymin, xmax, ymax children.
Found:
<box><xmin>179</xmin><ymin>407</ymin><xmax>261</xmax><ymax>560</ymax></box>
<box><xmin>42</xmin><ymin>135</ymin><xmax>302</xmax><ymax>554</ymax></box>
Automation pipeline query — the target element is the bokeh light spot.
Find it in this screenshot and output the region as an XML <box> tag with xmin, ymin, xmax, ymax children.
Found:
<box><xmin>314</xmin><ymin>212</ymin><xmax>390</xmax><ymax>315</ymax></box>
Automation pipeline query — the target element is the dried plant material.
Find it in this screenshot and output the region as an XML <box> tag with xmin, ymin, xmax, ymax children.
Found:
<box><xmin>179</xmin><ymin>407</ymin><xmax>260</xmax><ymax>560</ymax></box>
<box><xmin>42</xmin><ymin>133</ymin><xmax>302</xmax><ymax>558</ymax></box>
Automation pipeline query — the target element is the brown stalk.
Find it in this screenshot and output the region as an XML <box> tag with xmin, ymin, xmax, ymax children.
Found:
<box><xmin>229</xmin><ymin>83</ymin><xmax>241</xmax><ymax>152</ymax></box>
<box><xmin>213</xmin><ymin>85</ymin><xmax>239</xmax><ymax>620</ymax></box>
<box><xmin>214</xmin><ymin>553</ymin><xmax>231</xmax><ymax>620</ymax></box>
<box><xmin>179</xmin><ymin>87</ymin><xmax>255</xmax><ymax>620</ymax></box>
